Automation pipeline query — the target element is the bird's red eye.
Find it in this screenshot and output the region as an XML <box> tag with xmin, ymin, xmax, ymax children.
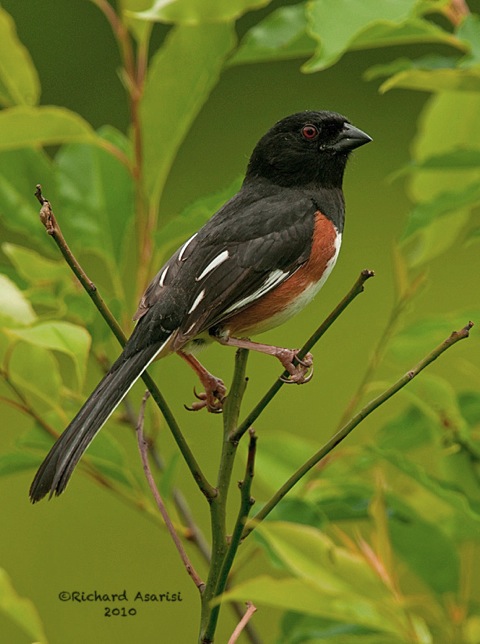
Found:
<box><xmin>301</xmin><ymin>124</ymin><xmax>319</xmax><ymax>140</ymax></box>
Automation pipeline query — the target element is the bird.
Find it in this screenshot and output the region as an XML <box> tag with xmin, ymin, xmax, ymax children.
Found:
<box><xmin>29</xmin><ymin>110</ymin><xmax>371</xmax><ymax>502</ymax></box>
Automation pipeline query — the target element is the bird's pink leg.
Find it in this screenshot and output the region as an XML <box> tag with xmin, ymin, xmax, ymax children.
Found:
<box><xmin>178</xmin><ymin>351</ymin><xmax>227</xmax><ymax>413</ymax></box>
<box><xmin>213</xmin><ymin>335</ymin><xmax>313</xmax><ymax>384</ymax></box>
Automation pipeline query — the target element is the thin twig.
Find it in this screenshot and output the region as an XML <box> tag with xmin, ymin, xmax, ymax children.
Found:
<box><xmin>232</xmin><ymin>269</ymin><xmax>374</xmax><ymax>443</ymax></box>
<box><xmin>242</xmin><ymin>321</ymin><xmax>473</xmax><ymax>539</ymax></box>
<box><xmin>443</xmin><ymin>0</ymin><xmax>470</xmax><ymax>25</ymax></box>
<box><xmin>228</xmin><ymin>602</ymin><xmax>258</xmax><ymax>644</ymax></box>
<box><xmin>35</xmin><ymin>186</ymin><xmax>216</xmax><ymax>501</ymax></box>
<box><xmin>120</xmin><ymin>392</ymin><xmax>213</xmax><ymax>561</ymax></box>
<box><xmin>35</xmin><ymin>186</ymin><xmax>126</xmax><ymax>345</ymax></box>
<box><xmin>136</xmin><ymin>391</ymin><xmax>205</xmax><ymax>592</ymax></box>
<box><xmin>124</xmin><ymin>400</ymin><xmax>262</xmax><ymax>644</ymax></box>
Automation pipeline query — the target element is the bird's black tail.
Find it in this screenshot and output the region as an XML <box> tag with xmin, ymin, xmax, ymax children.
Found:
<box><xmin>29</xmin><ymin>341</ymin><xmax>165</xmax><ymax>502</ymax></box>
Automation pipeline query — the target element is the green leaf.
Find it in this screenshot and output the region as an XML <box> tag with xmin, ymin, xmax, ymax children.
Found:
<box><xmin>0</xmin><ymin>451</ymin><xmax>43</xmax><ymax>477</ymax></box>
<box><xmin>17</xmin><ymin>423</ymin><xmax>66</xmax><ymax>454</ymax></box>
<box><xmin>0</xmin><ymin>7</ymin><xmax>40</xmax><ymax>107</ymax></box>
<box><xmin>0</xmin><ymin>275</ymin><xmax>36</xmax><ymax>327</ymax></box>
<box><xmin>256</xmin><ymin>522</ymin><xmax>393</xmax><ymax>603</ymax></box>
<box><xmin>54</xmin><ymin>126</ymin><xmax>135</xmax><ymax>284</ymax></box>
<box><xmin>366</xmin><ymin>15</ymin><xmax>480</xmax><ymax>93</ymax></box>
<box><xmin>377</xmin><ymin>66</ymin><xmax>480</xmax><ymax>94</ymax></box>
<box><xmin>140</xmin><ymin>23</ymin><xmax>236</xmax><ymax>204</ymax></box>
<box><xmin>219</xmin><ymin>571</ymin><xmax>408</xmax><ymax>638</ymax></box>
<box><xmin>0</xmin><ymin>568</ymin><xmax>47</xmax><ymax>642</ymax></box>
<box><xmin>387</xmin><ymin>314</ymin><xmax>479</xmax><ymax>365</ymax></box>
<box><xmin>307</xmin><ymin>480</ymin><xmax>373</xmax><ymax>522</ymax></box>
<box><xmin>401</xmin><ymin>181</ymin><xmax>480</xmax><ymax>240</ymax></box>
<box><xmin>397</xmin><ymin>148</ymin><xmax>480</xmax><ymax>173</ymax></box>
<box><xmin>355</xmin><ymin>18</ymin><xmax>461</xmax><ymax>51</ymax></box>
<box><xmin>84</xmin><ymin>430</ymin><xmax>139</xmax><ymax>491</ymax></box>
<box><xmin>457</xmin><ymin>13</ymin><xmax>480</xmax><ymax>65</ymax></box>
<box><xmin>400</xmin><ymin>90</ymin><xmax>480</xmax><ymax>266</ymax></box>
<box><xmin>403</xmin><ymin>92</ymin><xmax>480</xmax><ymax>267</ymax></box>
<box><xmin>378</xmin><ymin>405</ymin><xmax>439</xmax><ymax>453</ymax></box>
<box><xmin>366</xmin><ymin>54</ymin><xmax>458</xmax><ymax>84</ymax></box>
<box><xmin>130</xmin><ymin>0</ymin><xmax>272</xmax><ymax>24</ymax></box>
<box><xmin>304</xmin><ymin>0</ymin><xmax>418</xmax><ymax>72</ymax></box>
<box><xmin>0</xmin><ymin>106</ymin><xmax>106</xmax><ymax>152</ymax></box>
<box><xmin>8</xmin><ymin>343</ymin><xmax>62</xmax><ymax>407</ymax></box>
<box><xmin>400</xmin><ymin>207</ymin><xmax>470</xmax><ymax>267</ymax></box>
<box><xmin>0</xmin><ymin>147</ymin><xmax>55</xmax><ymax>244</ymax></box>
<box><xmin>409</xmin><ymin>93</ymin><xmax>480</xmax><ymax>202</ymax></box>
<box><xmin>279</xmin><ymin>612</ymin><xmax>399</xmax><ymax>644</ymax></box>
<box><xmin>244</xmin><ymin>430</ymin><xmax>317</xmax><ymax>495</ymax></box>
<box><xmin>120</xmin><ymin>0</ymin><xmax>154</xmax><ymax>43</ymax></box>
<box><xmin>374</xmin><ymin>447</ymin><xmax>480</xmax><ymax>537</ymax></box>
<box><xmin>405</xmin><ymin>373</ymin><xmax>468</xmax><ymax>434</ymax></box>
<box><xmin>8</xmin><ymin>321</ymin><xmax>91</xmax><ymax>388</ymax></box>
<box><xmin>459</xmin><ymin>391</ymin><xmax>480</xmax><ymax>426</ymax></box>
<box><xmin>389</xmin><ymin>501</ymin><xmax>460</xmax><ymax>595</ymax></box>
<box><xmin>3</xmin><ymin>243</ymin><xmax>68</xmax><ymax>285</ymax></box>
<box><xmin>265</xmin><ymin>497</ymin><xmax>324</xmax><ymax>527</ymax></box>
<box><xmin>230</xmin><ymin>4</ymin><xmax>315</xmax><ymax>66</ymax></box>
<box><xmin>466</xmin><ymin>226</ymin><xmax>480</xmax><ymax>246</ymax></box>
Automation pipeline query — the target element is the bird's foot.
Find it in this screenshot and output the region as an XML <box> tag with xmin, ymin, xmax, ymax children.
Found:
<box><xmin>185</xmin><ymin>375</ymin><xmax>227</xmax><ymax>413</ymax></box>
<box><xmin>278</xmin><ymin>349</ymin><xmax>314</xmax><ymax>384</ymax></box>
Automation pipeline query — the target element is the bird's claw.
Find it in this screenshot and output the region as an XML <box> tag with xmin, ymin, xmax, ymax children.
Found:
<box><xmin>278</xmin><ymin>350</ymin><xmax>314</xmax><ymax>385</ymax></box>
<box><xmin>184</xmin><ymin>379</ymin><xmax>227</xmax><ymax>413</ymax></box>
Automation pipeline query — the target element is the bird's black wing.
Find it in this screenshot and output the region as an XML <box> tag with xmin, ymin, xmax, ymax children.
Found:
<box><xmin>133</xmin><ymin>185</ymin><xmax>334</xmax><ymax>348</ymax></box>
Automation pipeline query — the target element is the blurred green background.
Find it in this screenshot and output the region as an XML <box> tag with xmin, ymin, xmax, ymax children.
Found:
<box><xmin>0</xmin><ymin>1</ymin><xmax>479</xmax><ymax>643</ymax></box>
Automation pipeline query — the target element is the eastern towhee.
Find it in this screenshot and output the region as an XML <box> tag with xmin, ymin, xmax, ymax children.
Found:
<box><xmin>30</xmin><ymin>110</ymin><xmax>371</xmax><ymax>502</ymax></box>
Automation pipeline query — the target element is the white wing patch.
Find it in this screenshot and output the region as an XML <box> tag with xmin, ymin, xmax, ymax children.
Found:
<box><xmin>228</xmin><ymin>232</ymin><xmax>343</xmax><ymax>335</ymax></box>
<box><xmin>159</xmin><ymin>264</ymin><xmax>169</xmax><ymax>287</ymax></box>
<box><xmin>188</xmin><ymin>289</ymin><xmax>206</xmax><ymax>314</ymax></box>
<box><xmin>223</xmin><ymin>268</ymin><xmax>289</xmax><ymax>316</ymax></box>
<box><xmin>196</xmin><ymin>250</ymin><xmax>229</xmax><ymax>282</ymax></box>
<box><xmin>178</xmin><ymin>233</ymin><xmax>198</xmax><ymax>262</ymax></box>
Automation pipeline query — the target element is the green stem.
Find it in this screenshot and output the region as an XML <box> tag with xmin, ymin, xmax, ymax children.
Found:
<box><xmin>242</xmin><ymin>321</ymin><xmax>473</xmax><ymax>540</ymax></box>
<box><xmin>232</xmin><ymin>269</ymin><xmax>375</xmax><ymax>443</ymax></box>
<box><xmin>35</xmin><ymin>186</ymin><xmax>216</xmax><ymax>501</ymax></box>
<box><xmin>199</xmin><ymin>349</ymin><xmax>249</xmax><ymax>644</ymax></box>
<box><xmin>204</xmin><ymin>429</ymin><xmax>257</xmax><ymax>642</ymax></box>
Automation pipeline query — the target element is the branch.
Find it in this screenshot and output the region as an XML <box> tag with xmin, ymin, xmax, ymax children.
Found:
<box><xmin>199</xmin><ymin>349</ymin><xmax>249</xmax><ymax>642</ymax></box>
<box><xmin>232</xmin><ymin>269</ymin><xmax>374</xmax><ymax>442</ymax></box>
<box><xmin>228</xmin><ymin>602</ymin><xmax>258</xmax><ymax>644</ymax></box>
<box><xmin>204</xmin><ymin>429</ymin><xmax>257</xmax><ymax>642</ymax></box>
<box><xmin>443</xmin><ymin>0</ymin><xmax>470</xmax><ymax>26</ymax></box>
<box><xmin>242</xmin><ymin>321</ymin><xmax>473</xmax><ymax>539</ymax></box>
<box><xmin>136</xmin><ymin>392</ymin><xmax>205</xmax><ymax>592</ymax></box>
<box><xmin>35</xmin><ymin>186</ymin><xmax>216</xmax><ymax>501</ymax></box>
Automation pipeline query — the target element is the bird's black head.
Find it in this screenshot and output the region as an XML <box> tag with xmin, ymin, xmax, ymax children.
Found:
<box><xmin>245</xmin><ymin>111</ymin><xmax>372</xmax><ymax>189</ymax></box>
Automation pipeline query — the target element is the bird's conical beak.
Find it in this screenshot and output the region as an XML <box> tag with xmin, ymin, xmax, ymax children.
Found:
<box><xmin>331</xmin><ymin>123</ymin><xmax>372</xmax><ymax>152</ymax></box>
